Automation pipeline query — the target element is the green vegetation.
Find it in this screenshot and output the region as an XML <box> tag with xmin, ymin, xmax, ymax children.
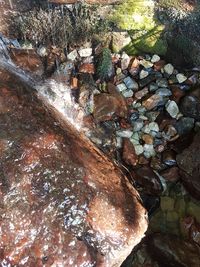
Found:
<box><xmin>96</xmin><ymin>48</ymin><xmax>113</xmax><ymax>81</ymax></box>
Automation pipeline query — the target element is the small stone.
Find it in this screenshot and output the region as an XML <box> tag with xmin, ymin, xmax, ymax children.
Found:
<box><xmin>130</xmin><ymin>132</ymin><xmax>140</xmax><ymax>145</ymax></box>
<box><xmin>165</xmin><ymin>100</ymin><xmax>179</xmax><ymax>118</ymax></box>
<box><xmin>149</xmin><ymin>122</ymin><xmax>159</xmax><ymax>132</ymax></box>
<box><xmin>175</xmin><ymin>117</ymin><xmax>195</xmax><ymax>135</ymax></box>
<box><xmin>134</xmin><ymin>145</ymin><xmax>144</xmax><ymax>155</ymax></box>
<box><xmin>164</xmin><ymin>63</ymin><xmax>174</xmax><ymax>75</ymax></box>
<box><xmin>149</xmin><ymin>83</ymin><xmax>159</xmax><ymax>92</ymax></box>
<box><xmin>162</xmin><ymin>150</ymin><xmax>177</xmax><ymax>166</ymax></box>
<box><xmin>142</xmin><ymin>134</ymin><xmax>153</xmax><ymax>144</ymax></box>
<box><xmin>155</xmin><ymin>88</ymin><xmax>172</xmax><ymax>97</ymax></box>
<box><xmin>180</xmin><ymin>95</ymin><xmax>200</xmax><ymax>121</ymax></box>
<box><xmin>67</xmin><ymin>49</ymin><xmax>78</xmax><ymax>61</ymax></box>
<box><xmin>176</xmin><ymin>73</ymin><xmax>187</xmax><ymax>83</ymax></box>
<box><xmin>37</xmin><ymin>46</ymin><xmax>47</xmax><ymax>57</ymax></box>
<box><xmin>123</xmin><ymin>77</ymin><xmax>138</xmax><ymax>90</ymax></box>
<box><xmin>146</xmin><ymin>111</ymin><xmax>160</xmax><ymax>122</ymax></box>
<box><xmin>151</xmin><ymin>54</ymin><xmax>160</xmax><ymax>63</ymax></box>
<box><xmin>133</xmin><ymin>119</ymin><xmax>144</xmax><ymax>132</ymax></box>
<box><xmin>79</xmin><ymin>63</ymin><xmax>95</xmax><ymax>74</ymax></box>
<box><xmin>130</xmin><ymin>111</ymin><xmax>139</xmax><ymax>122</ymax></box>
<box><xmin>139</xmin><ymin>115</ymin><xmax>148</xmax><ymax>120</ymax></box>
<box><xmin>121</xmin><ymin>52</ymin><xmax>131</xmax><ymax>70</ymax></box>
<box><xmin>140</xmin><ymin>59</ymin><xmax>153</xmax><ymax>68</ymax></box>
<box><xmin>154</xmin><ymin>60</ymin><xmax>165</xmax><ymax>71</ymax></box>
<box><xmin>140</xmin><ymin>70</ymin><xmax>149</xmax><ymax>79</ymax></box>
<box><xmin>156</xmin><ymin>78</ymin><xmax>168</xmax><ymax>88</ymax></box>
<box><xmin>122</xmin><ymin>138</ymin><xmax>138</xmax><ymax>166</ymax></box>
<box><xmin>78</xmin><ymin>48</ymin><xmax>92</xmax><ymax>57</ymax></box>
<box><xmin>135</xmin><ymin>88</ymin><xmax>149</xmax><ymax>100</ymax></box>
<box><xmin>143</xmin><ymin>95</ymin><xmax>163</xmax><ymax>110</ymax></box>
<box><xmin>122</xmin><ymin>90</ymin><xmax>134</xmax><ymax>98</ymax></box>
<box><xmin>116</xmin><ymin>83</ymin><xmax>127</xmax><ymax>92</ymax></box>
<box><xmin>137</xmin><ymin>106</ymin><xmax>147</xmax><ymax>114</ymax></box>
<box><xmin>143</xmin><ymin>144</ymin><xmax>156</xmax><ymax>158</ymax></box>
<box><xmin>116</xmin><ymin>129</ymin><xmax>133</xmax><ymax>138</ymax></box>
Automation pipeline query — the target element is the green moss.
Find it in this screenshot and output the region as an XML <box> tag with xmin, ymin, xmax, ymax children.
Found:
<box><xmin>96</xmin><ymin>48</ymin><xmax>113</xmax><ymax>81</ymax></box>
<box><xmin>158</xmin><ymin>0</ymin><xmax>185</xmax><ymax>10</ymax></box>
<box><xmin>110</xmin><ymin>0</ymin><xmax>167</xmax><ymax>56</ymax></box>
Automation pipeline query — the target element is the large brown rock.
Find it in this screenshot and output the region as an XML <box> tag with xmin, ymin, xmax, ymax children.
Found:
<box><xmin>177</xmin><ymin>132</ymin><xmax>200</xmax><ymax>199</ymax></box>
<box><xmin>0</xmin><ymin>73</ymin><xmax>147</xmax><ymax>266</ymax></box>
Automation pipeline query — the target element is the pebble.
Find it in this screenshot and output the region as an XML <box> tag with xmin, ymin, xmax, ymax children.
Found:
<box><xmin>140</xmin><ymin>70</ymin><xmax>149</xmax><ymax>79</ymax></box>
<box><xmin>165</xmin><ymin>100</ymin><xmax>179</xmax><ymax>118</ymax></box>
<box><xmin>67</xmin><ymin>49</ymin><xmax>78</xmax><ymax>61</ymax></box>
<box><xmin>140</xmin><ymin>59</ymin><xmax>153</xmax><ymax>68</ymax></box>
<box><xmin>116</xmin><ymin>129</ymin><xmax>133</xmax><ymax>138</ymax></box>
<box><xmin>176</xmin><ymin>73</ymin><xmax>187</xmax><ymax>83</ymax></box>
<box><xmin>123</xmin><ymin>77</ymin><xmax>138</xmax><ymax>90</ymax></box>
<box><xmin>133</xmin><ymin>119</ymin><xmax>144</xmax><ymax>132</ymax></box>
<box><xmin>121</xmin><ymin>52</ymin><xmax>130</xmax><ymax>70</ymax></box>
<box><xmin>142</xmin><ymin>134</ymin><xmax>154</xmax><ymax>144</ymax></box>
<box><xmin>162</xmin><ymin>150</ymin><xmax>177</xmax><ymax>166</ymax></box>
<box><xmin>37</xmin><ymin>46</ymin><xmax>47</xmax><ymax>57</ymax></box>
<box><xmin>155</xmin><ymin>88</ymin><xmax>172</xmax><ymax>97</ymax></box>
<box><xmin>134</xmin><ymin>145</ymin><xmax>144</xmax><ymax>155</ymax></box>
<box><xmin>146</xmin><ymin>111</ymin><xmax>160</xmax><ymax>122</ymax></box>
<box><xmin>135</xmin><ymin>87</ymin><xmax>149</xmax><ymax>100</ymax></box>
<box><xmin>143</xmin><ymin>144</ymin><xmax>156</xmax><ymax>158</ymax></box>
<box><xmin>130</xmin><ymin>132</ymin><xmax>140</xmax><ymax>145</ymax></box>
<box><xmin>78</xmin><ymin>48</ymin><xmax>93</xmax><ymax>57</ymax></box>
<box><xmin>149</xmin><ymin>122</ymin><xmax>159</xmax><ymax>132</ymax></box>
<box><xmin>164</xmin><ymin>63</ymin><xmax>174</xmax><ymax>75</ymax></box>
<box><xmin>116</xmin><ymin>83</ymin><xmax>127</xmax><ymax>92</ymax></box>
<box><xmin>151</xmin><ymin>54</ymin><xmax>160</xmax><ymax>63</ymax></box>
<box><xmin>143</xmin><ymin>94</ymin><xmax>163</xmax><ymax>110</ymax></box>
<box><xmin>156</xmin><ymin>78</ymin><xmax>168</xmax><ymax>88</ymax></box>
<box><xmin>175</xmin><ymin>117</ymin><xmax>195</xmax><ymax>135</ymax></box>
<box><xmin>130</xmin><ymin>111</ymin><xmax>140</xmax><ymax>122</ymax></box>
<box><xmin>149</xmin><ymin>83</ymin><xmax>159</xmax><ymax>92</ymax></box>
<box><xmin>122</xmin><ymin>89</ymin><xmax>134</xmax><ymax>98</ymax></box>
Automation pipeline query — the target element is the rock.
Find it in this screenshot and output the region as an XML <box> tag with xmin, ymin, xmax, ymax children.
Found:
<box><xmin>37</xmin><ymin>45</ymin><xmax>48</xmax><ymax>57</ymax></box>
<box><xmin>147</xmin><ymin>234</ymin><xmax>200</xmax><ymax>267</ymax></box>
<box><xmin>175</xmin><ymin>117</ymin><xmax>195</xmax><ymax>135</ymax></box>
<box><xmin>139</xmin><ymin>74</ymin><xmax>157</xmax><ymax>87</ymax></box>
<box><xmin>154</xmin><ymin>60</ymin><xmax>165</xmax><ymax>71</ymax></box>
<box><xmin>93</xmin><ymin>84</ymin><xmax>127</xmax><ymax>122</ymax></box>
<box><xmin>134</xmin><ymin>145</ymin><xmax>144</xmax><ymax>155</ymax></box>
<box><xmin>146</xmin><ymin>111</ymin><xmax>160</xmax><ymax>122</ymax></box>
<box><xmin>170</xmin><ymin>85</ymin><xmax>185</xmax><ymax>103</ymax></box>
<box><xmin>142</xmin><ymin>134</ymin><xmax>154</xmax><ymax>144</ymax></box>
<box><xmin>130</xmin><ymin>111</ymin><xmax>139</xmax><ymax>122</ymax></box>
<box><xmin>122</xmin><ymin>89</ymin><xmax>134</xmax><ymax>98</ymax></box>
<box><xmin>67</xmin><ymin>49</ymin><xmax>78</xmax><ymax>61</ymax></box>
<box><xmin>121</xmin><ymin>52</ymin><xmax>131</xmax><ymax>70</ymax></box>
<box><xmin>112</xmin><ymin>31</ymin><xmax>131</xmax><ymax>53</ymax></box>
<box><xmin>143</xmin><ymin>144</ymin><xmax>156</xmax><ymax>158</ymax></box>
<box><xmin>155</xmin><ymin>88</ymin><xmax>172</xmax><ymax>97</ymax></box>
<box><xmin>140</xmin><ymin>59</ymin><xmax>153</xmax><ymax>68</ymax></box>
<box><xmin>156</xmin><ymin>77</ymin><xmax>168</xmax><ymax>87</ymax></box>
<box><xmin>130</xmin><ymin>132</ymin><xmax>140</xmax><ymax>145</ymax></box>
<box><xmin>116</xmin><ymin>129</ymin><xmax>133</xmax><ymax>138</ymax></box>
<box><xmin>117</xmin><ymin>83</ymin><xmax>127</xmax><ymax>92</ymax></box>
<box><xmin>122</xmin><ymin>138</ymin><xmax>138</xmax><ymax>166</ymax></box>
<box><xmin>165</xmin><ymin>100</ymin><xmax>179</xmax><ymax>118</ymax></box>
<box><xmin>162</xmin><ymin>150</ymin><xmax>177</xmax><ymax>166</ymax></box>
<box><xmin>10</xmin><ymin>48</ymin><xmax>44</xmax><ymax>75</ymax></box>
<box><xmin>176</xmin><ymin>73</ymin><xmax>187</xmax><ymax>83</ymax></box>
<box><xmin>133</xmin><ymin>166</ymin><xmax>163</xmax><ymax>195</ymax></box>
<box><xmin>163</xmin><ymin>63</ymin><xmax>174</xmax><ymax>75</ymax></box>
<box><xmin>180</xmin><ymin>95</ymin><xmax>200</xmax><ymax>121</ymax></box>
<box><xmin>177</xmin><ymin>132</ymin><xmax>200</xmax><ymax>199</ymax></box>
<box><xmin>135</xmin><ymin>88</ymin><xmax>149</xmax><ymax>100</ymax></box>
<box><xmin>78</xmin><ymin>48</ymin><xmax>93</xmax><ymax>57</ymax></box>
<box><xmin>151</xmin><ymin>54</ymin><xmax>160</xmax><ymax>63</ymax></box>
<box><xmin>133</xmin><ymin>119</ymin><xmax>144</xmax><ymax>132</ymax></box>
<box><xmin>149</xmin><ymin>82</ymin><xmax>159</xmax><ymax>92</ymax></box>
<box><xmin>149</xmin><ymin>122</ymin><xmax>159</xmax><ymax>132</ymax></box>
<box><xmin>123</xmin><ymin>76</ymin><xmax>138</xmax><ymax>90</ymax></box>
<box><xmin>142</xmin><ymin>94</ymin><xmax>163</xmax><ymax>110</ymax></box>
<box><xmin>79</xmin><ymin>63</ymin><xmax>95</xmax><ymax>74</ymax></box>
<box><xmin>0</xmin><ymin>80</ymin><xmax>148</xmax><ymax>267</ymax></box>
<box><xmin>140</xmin><ymin>69</ymin><xmax>149</xmax><ymax>79</ymax></box>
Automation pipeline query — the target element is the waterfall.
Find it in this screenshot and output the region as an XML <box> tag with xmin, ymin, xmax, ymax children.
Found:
<box><xmin>0</xmin><ymin>35</ymin><xmax>83</xmax><ymax>130</ymax></box>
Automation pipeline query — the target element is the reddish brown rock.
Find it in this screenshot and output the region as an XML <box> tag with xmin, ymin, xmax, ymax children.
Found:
<box><xmin>93</xmin><ymin>83</ymin><xmax>128</xmax><ymax>122</ymax></box>
<box><xmin>142</xmin><ymin>94</ymin><xmax>162</xmax><ymax>110</ymax></box>
<box><xmin>153</xmin><ymin>60</ymin><xmax>165</xmax><ymax>71</ymax></box>
<box><xmin>0</xmin><ymin>73</ymin><xmax>147</xmax><ymax>267</ymax></box>
<box><xmin>160</xmin><ymin>167</ymin><xmax>180</xmax><ymax>182</ymax></box>
<box><xmin>122</xmin><ymin>138</ymin><xmax>138</xmax><ymax>167</ymax></box>
<box><xmin>135</xmin><ymin>87</ymin><xmax>149</xmax><ymax>100</ymax></box>
<box><xmin>177</xmin><ymin>132</ymin><xmax>200</xmax><ymax>199</ymax></box>
<box><xmin>10</xmin><ymin>48</ymin><xmax>44</xmax><ymax>75</ymax></box>
<box><xmin>79</xmin><ymin>63</ymin><xmax>95</xmax><ymax>74</ymax></box>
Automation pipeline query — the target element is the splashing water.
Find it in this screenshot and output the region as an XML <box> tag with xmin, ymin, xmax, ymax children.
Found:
<box><xmin>0</xmin><ymin>36</ymin><xmax>83</xmax><ymax>130</ymax></box>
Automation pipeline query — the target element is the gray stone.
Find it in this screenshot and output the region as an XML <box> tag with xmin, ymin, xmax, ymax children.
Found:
<box><xmin>149</xmin><ymin>83</ymin><xmax>159</xmax><ymax>92</ymax></box>
<box><xmin>122</xmin><ymin>89</ymin><xmax>134</xmax><ymax>98</ymax></box>
<box><xmin>67</xmin><ymin>49</ymin><xmax>78</xmax><ymax>61</ymax></box>
<box><xmin>140</xmin><ymin>70</ymin><xmax>149</xmax><ymax>79</ymax></box>
<box><xmin>134</xmin><ymin>145</ymin><xmax>144</xmax><ymax>155</ymax></box>
<box><xmin>78</xmin><ymin>48</ymin><xmax>92</xmax><ymax>57</ymax></box>
<box><xmin>143</xmin><ymin>144</ymin><xmax>156</xmax><ymax>158</ymax></box>
<box><xmin>140</xmin><ymin>59</ymin><xmax>153</xmax><ymax>68</ymax></box>
<box><xmin>133</xmin><ymin>119</ymin><xmax>144</xmax><ymax>132</ymax></box>
<box><xmin>155</xmin><ymin>88</ymin><xmax>172</xmax><ymax>97</ymax></box>
<box><xmin>123</xmin><ymin>77</ymin><xmax>138</xmax><ymax>90</ymax></box>
<box><xmin>116</xmin><ymin>129</ymin><xmax>133</xmax><ymax>138</ymax></box>
<box><xmin>176</xmin><ymin>73</ymin><xmax>187</xmax><ymax>83</ymax></box>
<box><xmin>165</xmin><ymin>100</ymin><xmax>179</xmax><ymax>118</ymax></box>
<box><xmin>175</xmin><ymin>117</ymin><xmax>195</xmax><ymax>135</ymax></box>
<box><xmin>164</xmin><ymin>63</ymin><xmax>174</xmax><ymax>75</ymax></box>
<box><xmin>156</xmin><ymin>78</ymin><xmax>168</xmax><ymax>88</ymax></box>
<box><xmin>151</xmin><ymin>54</ymin><xmax>160</xmax><ymax>63</ymax></box>
<box><xmin>116</xmin><ymin>83</ymin><xmax>127</xmax><ymax>92</ymax></box>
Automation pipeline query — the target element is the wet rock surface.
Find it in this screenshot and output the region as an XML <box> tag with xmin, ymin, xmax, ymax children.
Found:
<box><xmin>0</xmin><ymin>74</ymin><xmax>147</xmax><ymax>266</ymax></box>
